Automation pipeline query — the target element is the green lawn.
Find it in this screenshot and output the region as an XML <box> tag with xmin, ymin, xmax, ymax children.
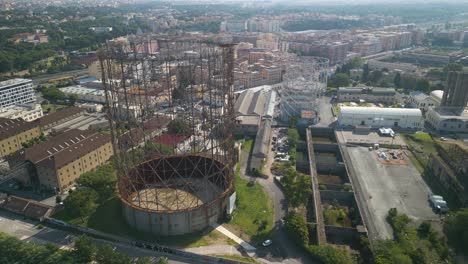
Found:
<box><xmin>41</xmin><ymin>103</ymin><xmax>68</xmax><ymax>113</ymax></box>
<box><xmin>243</xmin><ymin>139</ymin><xmax>253</xmax><ymax>153</ymax></box>
<box><xmin>227</xmin><ymin>162</ymin><xmax>274</xmax><ymax>244</ymax></box>
<box><xmin>403</xmin><ymin>132</ymin><xmax>439</xmax><ymax>154</ymax></box>
<box><xmin>53</xmin><ymin>196</ymin><xmax>228</xmax><ymax>248</ymax></box>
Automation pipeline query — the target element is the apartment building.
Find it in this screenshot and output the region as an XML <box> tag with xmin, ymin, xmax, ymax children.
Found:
<box><xmin>23</xmin><ymin>129</ymin><xmax>113</xmax><ymax>192</ymax></box>
<box><xmin>0</xmin><ymin>117</ymin><xmax>41</xmax><ymax>158</ymax></box>
<box><xmin>0</xmin><ymin>79</ymin><xmax>35</xmax><ymax>108</ymax></box>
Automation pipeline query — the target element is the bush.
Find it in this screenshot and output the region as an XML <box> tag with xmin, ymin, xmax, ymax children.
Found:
<box><xmin>305</xmin><ymin>244</ymin><xmax>355</xmax><ymax>264</ymax></box>
<box><xmin>284</xmin><ymin>212</ymin><xmax>309</xmax><ymax>246</ymax></box>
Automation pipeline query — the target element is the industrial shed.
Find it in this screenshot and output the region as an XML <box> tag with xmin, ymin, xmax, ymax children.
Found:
<box><xmin>338</xmin><ymin>107</ymin><xmax>423</xmax><ymax>129</ymax></box>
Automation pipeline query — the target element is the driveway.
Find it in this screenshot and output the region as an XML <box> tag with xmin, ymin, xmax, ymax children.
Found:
<box><xmin>239</xmin><ymin>135</ymin><xmax>316</xmax><ymax>263</ymax></box>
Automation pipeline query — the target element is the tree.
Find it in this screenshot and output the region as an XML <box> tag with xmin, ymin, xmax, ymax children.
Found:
<box><xmin>329</xmin><ymin>73</ymin><xmax>350</xmax><ymax>87</ymax></box>
<box><xmin>41</xmin><ymin>87</ymin><xmax>65</xmax><ymax>103</ymax></box>
<box><xmin>63</xmin><ymin>188</ymin><xmax>98</xmax><ymax>221</ymax></box>
<box><xmin>68</xmin><ymin>94</ymin><xmax>78</xmax><ymax>106</ymax></box>
<box><xmin>445</xmin><ymin>208</ymin><xmax>468</xmax><ymax>255</ymax></box>
<box><xmin>96</xmin><ymin>244</ymin><xmax>131</xmax><ymax>264</ymax></box>
<box><xmin>393</xmin><ymin>73</ymin><xmax>401</xmax><ymax>88</ymax></box>
<box><xmin>370</xmin><ymin>70</ymin><xmax>383</xmax><ymax>84</ymax></box>
<box><xmin>76</xmin><ymin>163</ymin><xmax>116</xmax><ymax>201</ymax></box>
<box><xmin>287</xmin><ymin>128</ymin><xmax>299</xmax><ymax>148</ymax></box>
<box><xmin>416</xmin><ymin>79</ymin><xmax>430</xmax><ymax>93</ymax></box>
<box><xmin>167</xmin><ymin>118</ymin><xmax>191</xmax><ymax>136</ymax></box>
<box><xmin>284</xmin><ymin>212</ymin><xmax>309</xmax><ymax>246</ymax></box>
<box><xmin>361</xmin><ymin>64</ymin><xmax>370</xmax><ymax>82</ymax></box>
<box><xmin>73</xmin><ymin>235</ymin><xmax>96</xmax><ymax>263</ymax></box>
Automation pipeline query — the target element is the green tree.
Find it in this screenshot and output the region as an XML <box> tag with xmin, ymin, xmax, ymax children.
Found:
<box><xmin>370</xmin><ymin>70</ymin><xmax>383</xmax><ymax>84</ymax></box>
<box><xmin>96</xmin><ymin>244</ymin><xmax>131</xmax><ymax>264</ymax></box>
<box><xmin>416</xmin><ymin>79</ymin><xmax>430</xmax><ymax>93</ymax></box>
<box><xmin>330</xmin><ymin>73</ymin><xmax>350</xmax><ymax>87</ymax></box>
<box><xmin>167</xmin><ymin>118</ymin><xmax>191</xmax><ymax>135</ymax></box>
<box><xmin>284</xmin><ymin>212</ymin><xmax>309</xmax><ymax>245</ymax></box>
<box><xmin>393</xmin><ymin>72</ymin><xmax>401</xmax><ymax>88</ymax></box>
<box><xmin>361</xmin><ymin>64</ymin><xmax>370</xmax><ymax>82</ymax></box>
<box><xmin>445</xmin><ymin>208</ymin><xmax>468</xmax><ymax>255</ymax></box>
<box><xmin>68</xmin><ymin>94</ymin><xmax>78</xmax><ymax>106</ymax></box>
<box><xmin>42</xmin><ymin>87</ymin><xmax>65</xmax><ymax>103</ymax></box>
<box><xmin>63</xmin><ymin>188</ymin><xmax>98</xmax><ymax>221</ymax></box>
<box><xmin>73</xmin><ymin>235</ymin><xmax>96</xmax><ymax>263</ymax></box>
<box><xmin>287</xmin><ymin>128</ymin><xmax>299</xmax><ymax>148</ymax></box>
<box><xmin>76</xmin><ymin>163</ymin><xmax>116</xmax><ymax>201</ymax></box>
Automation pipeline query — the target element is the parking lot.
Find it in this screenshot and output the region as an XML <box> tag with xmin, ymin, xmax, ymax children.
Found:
<box><xmin>343</xmin><ymin>146</ymin><xmax>438</xmax><ymax>239</ymax></box>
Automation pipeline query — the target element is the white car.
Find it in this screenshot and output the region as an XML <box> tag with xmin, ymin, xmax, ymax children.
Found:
<box><xmin>262</xmin><ymin>239</ymin><xmax>273</xmax><ymax>247</ymax></box>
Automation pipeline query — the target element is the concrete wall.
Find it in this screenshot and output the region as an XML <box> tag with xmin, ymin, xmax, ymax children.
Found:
<box><xmin>320</xmin><ymin>190</ymin><xmax>355</xmax><ymax>208</ymax></box>
<box><xmin>325</xmin><ymin>225</ymin><xmax>361</xmax><ymax>245</ymax></box>
<box><xmin>122</xmin><ymin>198</ymin><xmax>225</xmax><ymax>236</ymax></box>
<box><xmin>310</xmin><ymin>127</ymin><xmax>335</xmax><ymax>138</ymax></box>
<box><xmin>315</xmin><ymin>153</ymin><xmax>338</xmax><ymax>172</ymax></box>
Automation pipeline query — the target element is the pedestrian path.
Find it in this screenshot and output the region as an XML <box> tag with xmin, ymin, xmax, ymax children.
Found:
<box><xmin>211</xmin><ymin>223</ymin><xmax>256</xmax><ymax>253</ymax></box>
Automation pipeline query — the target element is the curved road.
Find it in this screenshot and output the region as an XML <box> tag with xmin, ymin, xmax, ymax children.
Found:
<box><xmin>239</xmin><ymin>147</ymin><xmax>315</xmax><ymax>264</ymax></box>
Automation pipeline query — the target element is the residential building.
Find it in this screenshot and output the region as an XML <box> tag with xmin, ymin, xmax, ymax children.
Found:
<box><xmin>0</xmin><ymin>104</ymin><xmax>43</xmax><ymax>122</ymax></box>
<box><xmin>0</xmin><ymin>79</ymin><xmax>35</xmax><ymax>108</ymax></box>
<box><xmin>23</xmin><ymin>129</ymin><xmax>113</xmax><ymax>192</ymax></box>
<box><xmin>0</xmin><ymin>118</ymin><xmax>41</xmax><ymax>158</ymax></box>
<box><xmin>337</xmin><ymin>87</ymin><xmax>396</xmax><ymax>103</ymax></box>
<box><xmin>338</xmin><ymin>107</ymin><xmax>423</xmax><ymax>128</ymax></box>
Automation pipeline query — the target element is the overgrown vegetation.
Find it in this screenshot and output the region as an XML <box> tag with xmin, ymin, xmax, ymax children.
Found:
<box><xmin>0</xmin><ymin>232</ymin><xmax>150</xmax><ymax>264</ymax></box>
<box><xmin>444</xmin><ymin>208</ymin><xmax>468</xmax><ymax>256</ymax></box>
<box><xmin>373</xmin><ymin>208</ymin><xmax>450</xmax><ymax>263</ymax></box>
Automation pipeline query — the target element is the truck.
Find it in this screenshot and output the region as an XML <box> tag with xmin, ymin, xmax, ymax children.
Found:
<box><xmin>428</xmin><ymin>194</ymin><xmax>449</xmax><ymax>213</ymax></box>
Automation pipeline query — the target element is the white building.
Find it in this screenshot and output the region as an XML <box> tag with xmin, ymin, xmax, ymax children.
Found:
<box><xmin>59</xmin><ymin>86</ymin><xmax>107</xmax><ymax>103</ymax></box>
<box><xmin>408</xmin><ymin>90</ymin><xmax>443</xmax><ymax>112</ymax></box>
<box><xmin>338</xmin><ymin>107</ymin><xmax>423</xmax><ymax>128</ymax></box>
<box><xmin>0</xmin><ymin>104</ymin><xmax>43</xmax><ymax>121</ymax></box>
<box><xmin>0</xmin><ymin>79</ymin><xmax>35</xmax><ymax>108</ymax></box>
<box><xmin>426</xmin><ymin>107</ymin><xmax>468</xmax><ymax>133</ymax></box>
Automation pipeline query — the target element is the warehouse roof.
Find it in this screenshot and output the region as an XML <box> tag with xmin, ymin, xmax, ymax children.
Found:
<box><xmin>24</xmin><ymin>129</ymin><xmax>111</xmax><ymax>169</ymax></box>
<box><xmin>38</xmin><ymin>106</ymin><xmax>85</xmax><ymax>128</ymax></box>
<box><xmin>340</xmin><ymin>107</ymin><xmax>422</xmax><ymax>117</ymax></box>
<box><xmin>0</xmin><ymin>117</ymin><xmax>39</xmax><ymax>141</ymax></box>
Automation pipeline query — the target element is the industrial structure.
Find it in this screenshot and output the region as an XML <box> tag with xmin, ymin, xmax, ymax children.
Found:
<box><xmin>99</xmin><ymin>37</ymin><xmax>236</xmax><ymax>236</ymax></box>
<box><xmin>338</xmin><ymin>107</ymin><xmax>423</xmax><ymax>128</ymax></box>
<box><xmin>426</xmin><ymin>71</ymin><xmax>468</xmax><ymax>133</ymax></box>
<box><xmin>279</xmin><ymin>56</ymin><xmax>328</xmax><ymax>124</ymax></box>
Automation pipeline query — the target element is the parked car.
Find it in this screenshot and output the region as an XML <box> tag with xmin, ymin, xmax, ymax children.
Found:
<box><xmin>262</xmin><ymin>240</ymin><xmax>273</xmax><ymax>247</ymax></box>
<box><xmin>428</xmin><ymin>194</ymin><xmax>449</xmax><ymax>213</ymax></box>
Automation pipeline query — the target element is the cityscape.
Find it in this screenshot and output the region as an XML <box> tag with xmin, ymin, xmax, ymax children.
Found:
<box><xmin>0</xmin><ymin>0</ymin><xmax>467</xmax><ymax>263</ymax></box>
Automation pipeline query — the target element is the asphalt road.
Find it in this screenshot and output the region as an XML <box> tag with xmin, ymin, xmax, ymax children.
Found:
<box><xmin>240</xmin><ymin>132</ymin><xmax>316</xmax><ymax>264</ymax></box>
<box><xmin>315</xmin><ymin>96</ymin><xmax>336</xmax><ymax>127</ymax></box>
<box><xmin>0</xmin><ymin>210</ymin><xmax>190</xmax><ymax>264</ymax></box>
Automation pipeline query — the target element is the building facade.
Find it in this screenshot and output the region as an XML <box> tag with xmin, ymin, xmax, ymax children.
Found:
<box><xmin>338</xmin><ymin>107</ymin><xmax>423</xmax><ymax>128</ymax></box>
<box><xmin>0</xmin><ymin>104</ymin><xmax>43</xmax><ymax>122</ymax></box>
<box><xmin>0</xmin><ymin>118</ymin><xmax>41</xmax><ymax>158</ymax></box>
<box><xmin>0</xmin><ymin>79</ymin><xmax>35</xmax><ymax>108</ymax></box>
<box><xmin>23</xmin><ymin>129</ymin><xmax>113</xmax><ymax>192</ymax></box>
<box><xmin>337</xmin><ymin>87</ymin><xmax>396</xmax><ymax>103</ymax></box>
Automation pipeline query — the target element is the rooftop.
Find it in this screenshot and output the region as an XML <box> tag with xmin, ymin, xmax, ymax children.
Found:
<box><xmin>0</xmin><ymin>78</ymin><xmax>32</xmax><ymax>88</ymax></box>
<box><xmin>340</xmin><ymin>107</ymin><xmax>422</xmax><ymax>117</ymax></box>
<box><xmin>24</xmin><ymin>129</ymin><xmax>111</xmax><ymax>169</ymax></box>
<box><xmin>38</xmin><ymin>106</ymin><xmax>85</xmax><ymax>128</ymax></box>
<box><xmin>0</xmin><ymin>117</ymin><xmax>39</xmax><ymax>141</ymax></box>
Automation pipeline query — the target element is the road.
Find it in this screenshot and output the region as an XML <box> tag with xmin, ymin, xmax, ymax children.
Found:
<box><xmin>315</xmin><ymin>96</ymin><xmax>336</xmax><ymax>127</ymax></box>
<box><xmin>239</xmin><ymin>137</ymin><xmax>316</xmax><ymax>264</ymax></box>
<box><xmin>0</xmin><ymin>210</ymin><xmax>190</xmax><ymax>264</ymax></box>
<box><xmin>31</xmin><ymin>69</ymin><xmax>89</xmax><ymax>85</ymax></box>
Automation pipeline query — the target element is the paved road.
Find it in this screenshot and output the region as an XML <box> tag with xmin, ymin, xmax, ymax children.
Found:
<box><xmin>239</xmin><ymin>139</ymin><xmax>316</xmax><ymax>264</ymax></box>
<box><xmin>0</xmin><ymin>210</ymin><xmax>189</xmax><ymax>264</ymax></box>
<box><xmin>315</xmin><ymin>96</ymin><xmax>336</xmax><ymax>127</ymax></box>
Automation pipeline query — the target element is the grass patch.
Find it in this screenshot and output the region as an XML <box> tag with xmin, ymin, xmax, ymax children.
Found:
<box><xmin>227</xmin><ymin>160</ymin><xmax>274</xmax><ymax>244</ymax></box>
<box><xmin>243</xmin><ymin>139</ymin><xmax>253</xmax><ymax>153</ymax></box>
<box><xmin>41</xmin><ymin>103</ymin><xmax>67</xmax><ymax>113</ymax></box>
<box><xmin>212</xmin><ymin>254</ymin><xmax>260</xmax><ymax>264</ymax></box>
<box><xmin>53</xmin><ymin>196</ymin><xmax>227</xmax><ymax>248</ymax></box>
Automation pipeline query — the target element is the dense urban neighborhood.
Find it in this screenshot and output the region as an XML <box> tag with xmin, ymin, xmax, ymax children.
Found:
<box><xmin>0</xmin><ymin>0</ymin><xmax>467</xmax><ymax>264</ymax></box>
